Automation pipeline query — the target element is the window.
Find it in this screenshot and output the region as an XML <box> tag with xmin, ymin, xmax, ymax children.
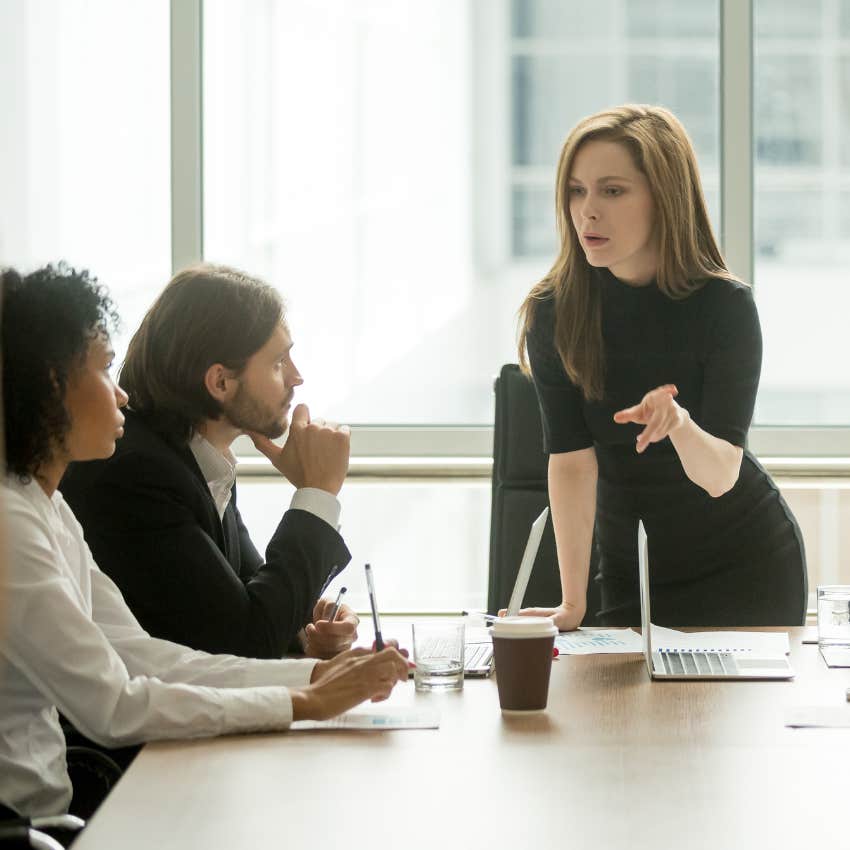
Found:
<box><xmin>5</xmin><ymin>1</ymin><xmax>850</xmax><ymax>612</ymax></box>
<box><xmin>0</xmin><ymin>0</ymin><xmax>171</xmax><ymax>357</ymax></box>
<box><xmin>510</xmin><ymin>0</ymin><xmax>720</xmax><ymax>260</ymax></box>
<box><xmin>753</xmin><ymin>0</ymin><xmax>850</xmax><ymax>425</ymax></box>
<box><xmin>204</xmin><ymin>0</ymin><xmax>492</xmax><ymax>424</ymax></box>
<box><xmin>237</xmin><ymin>478</ymin><xmax>491</xmax><ymax>613</ymax></box>
<box><xmin>203</xmin><ymin>0</ymin><xmax>720</xmax><ymax>428</ymax></box>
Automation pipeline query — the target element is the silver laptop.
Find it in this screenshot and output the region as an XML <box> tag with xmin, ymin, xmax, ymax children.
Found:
<box><xmin>638</xmin><ymin>521</ymin><xmax>794</xmax><ymax>680</ymax></box>
<box><xmin>416</xmin><ymin>507</ymin><xmax>550</xmax><ymax>677</ymax></box>
<box><xmin>505</xmin><ymin>507</ymin><xmax>550</xmax><ymax>617</ymax></box>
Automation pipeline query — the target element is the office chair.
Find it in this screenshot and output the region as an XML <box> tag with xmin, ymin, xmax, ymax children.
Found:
<box><xmin>0</xmin><ymin>745</ymin><xmax>122</xmax><ymax>849</ymax></box>
<box><xmin>0</xmin><ymin>815</ymin><xmax>84</xmax><ymax>850</ymax></box>
<box><xmin>488</xmin><ymin>364</ymin><xmax>600</xmax><ymax>623</ymax></box>
<box><xmin>64</xmin><ymin>745</ymin><xmax>123</xmax><ymax>821</ymax></box>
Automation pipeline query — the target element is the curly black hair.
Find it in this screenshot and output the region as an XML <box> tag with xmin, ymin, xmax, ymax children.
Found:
<box><xmin>1</xmin><ymin>262</ymin><xmax>120</xmax><ymax>480</ymax></box>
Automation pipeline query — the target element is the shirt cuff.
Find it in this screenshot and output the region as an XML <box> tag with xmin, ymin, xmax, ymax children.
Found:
<box><xmin>239</xmin><ymin>657</ymin><xmax>318</xmax><ymax>689</ymax></box>
<box><xmin>222</xmin><ymin>686</ymin><xmax>295</xmax><ymax>731</ymax></box>
<box><xmin>290</xmin><ymin>488</ymin><xmax>341</xmax><ymax>530</ymax></box>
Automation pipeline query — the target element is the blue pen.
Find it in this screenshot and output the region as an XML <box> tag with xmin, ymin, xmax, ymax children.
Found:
<box><xmin>364</xmin><ymin>564</ymin><xmax>384</xmax><ymax>651</ymax></box>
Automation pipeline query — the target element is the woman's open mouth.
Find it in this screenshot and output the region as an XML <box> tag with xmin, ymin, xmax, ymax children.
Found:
<box><xmin>583</xmin><ymin>234</ymin><xmax>609</xmax><ymax>248</ymax></box>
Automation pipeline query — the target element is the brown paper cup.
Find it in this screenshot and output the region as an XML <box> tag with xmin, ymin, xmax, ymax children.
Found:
<box><xmin>491</xmin><ymin>617</ymin><xmax>558</xmax><ymax>712</ymax></box>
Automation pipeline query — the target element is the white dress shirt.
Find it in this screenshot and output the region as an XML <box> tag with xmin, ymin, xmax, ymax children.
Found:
<box><xmin>0</xmin><ymin>476</ymin><xmax>319</xmax><ymax>817</ymax></box>
<box><xmin>188</xmin><ymin>433</ymin><xmax>342</xmax><ymax>529</ymax></box>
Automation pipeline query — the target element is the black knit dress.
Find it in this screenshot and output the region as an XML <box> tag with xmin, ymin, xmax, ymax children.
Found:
<box><xmin>527</xmin><ymin>268</ymin><xmax>807</xmax><ymax>627</ymax></box>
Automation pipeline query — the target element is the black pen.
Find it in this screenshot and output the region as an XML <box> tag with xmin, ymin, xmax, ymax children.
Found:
<box><xmin>327</xmin><ymin>586</ymin><xmax>347</xmax><ymax>623</ymax></box>
<box><xmin>364</xmin><ymin>563</ymin><xmax>384</xmax><ymax>651</ymax></box>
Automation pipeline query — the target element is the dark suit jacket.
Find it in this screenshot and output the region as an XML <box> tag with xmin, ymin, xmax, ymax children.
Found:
<box><xmin>60</xmin><ymin>410</ymin><xmax>351</xmax><ymax>658</ymax></box>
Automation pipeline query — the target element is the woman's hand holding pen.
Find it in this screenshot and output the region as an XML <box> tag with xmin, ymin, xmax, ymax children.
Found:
<box><xmin>302</xmin><ymin>596</ymin><xmax>359</xmax><ymax>659</ymax></box>
<box><xmin>292</xmin><ymin>647</ymin><xmax>411</xmax><ymax>721</ymax></box>
<box><xmin>311</xmin><ymin>642</ymin><xmax>407</xmax><ymax>684</ymax></box>
<box><xmin>613</xmin><ymin>384</ymin><xmax>689</xmax><ymax>453</ymax></box>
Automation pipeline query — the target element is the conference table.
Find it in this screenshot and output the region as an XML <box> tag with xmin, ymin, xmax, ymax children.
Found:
<box><xmin>75</xmin><ymin>625</ymin><xmax>850</xmax><ymax>850</ymax></box>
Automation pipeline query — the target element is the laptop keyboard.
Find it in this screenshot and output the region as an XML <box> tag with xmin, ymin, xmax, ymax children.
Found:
<box><xmin>465</xmin><ymin>643</ymin><xmax>494</xmax><ymax>671</ymax></box>
<box><xmin>416</xmin><ymin>638</ymin><xmax>493</xmax><ymax>673</ymax></box>
<box><xmin>658</xmin><ymin>650</ymin><xmax>739</xmax><ymax>676</ymax></box>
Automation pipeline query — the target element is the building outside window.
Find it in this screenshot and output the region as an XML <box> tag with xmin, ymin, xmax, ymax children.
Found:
<box><xmin>754</xmin><ymin>0</ymin><xmax>850</xmax><ymax>425</ymax></box>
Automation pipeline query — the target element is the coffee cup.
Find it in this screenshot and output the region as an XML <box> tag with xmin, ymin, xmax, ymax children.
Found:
<box><xmin>490</xmin><ymin>616</ymin><xmax>558</xmax><ymax>712</ymax></box>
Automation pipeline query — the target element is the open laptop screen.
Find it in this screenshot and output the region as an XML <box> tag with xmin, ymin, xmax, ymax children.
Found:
<box><xmin>638</xmin><ymin>520</ymin><xmax>653</xmax><ymax>675</ymax></box>
<box><xmin>505</xmin><ymin>506</ymin><xmax>549</xmax><ymax>617</ymax></box>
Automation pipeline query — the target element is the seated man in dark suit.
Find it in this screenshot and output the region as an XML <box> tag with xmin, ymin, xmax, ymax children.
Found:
<box><xmin>61</xmin><ymin>263</ymin><xmax>357</xmax><ymax>660</ymax></box>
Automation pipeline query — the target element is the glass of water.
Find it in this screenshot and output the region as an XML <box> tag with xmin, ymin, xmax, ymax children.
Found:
<box><xmin>411</xmin><ymin>621</ymin><xmax>464</xmax><ymax>692</ymax></box>
<box><xmin>816</xmin><ymin>585</ymin><xmax>850</xmax><ymax>647</ymax></box>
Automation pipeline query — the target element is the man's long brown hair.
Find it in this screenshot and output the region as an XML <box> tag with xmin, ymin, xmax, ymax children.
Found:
<box><xmin>120</xmin><ymin>263</ymin><xmax>284</xmax><ymax>443</ymax></box>
<box><xmin>518</xmin><ymin>104</ymin><xmax>738</xmax><ymax>400</ymax></box>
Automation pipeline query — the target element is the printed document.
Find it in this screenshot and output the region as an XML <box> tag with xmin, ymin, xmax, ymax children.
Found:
<box><xmin>555</xmin><ymin>629</ymin><xmax>643</xmax><ymax>654</ymax></box>
<box><xmin>785</xmin><ymin>706</ymin><xmax>850</xmax><ymax>728</ymax></box>
<box><xmin>292</xmin><ymin>706</ymin><xmax>439</xmax><ymax>731</ymax></box>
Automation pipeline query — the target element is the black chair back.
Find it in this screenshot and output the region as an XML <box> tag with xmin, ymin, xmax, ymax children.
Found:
<box><xmin>488</xmin><ymin>364</ymin><xmax>600</xmax><ymax>623</ymax></box>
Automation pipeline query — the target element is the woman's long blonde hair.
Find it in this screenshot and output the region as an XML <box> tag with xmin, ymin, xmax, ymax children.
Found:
<box><xmin>518</xmin><ymin>104</ymin><xmax>738</xmax><ymax>400</ymax></box>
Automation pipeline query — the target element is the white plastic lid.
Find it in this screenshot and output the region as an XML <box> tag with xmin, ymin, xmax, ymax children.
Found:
<box><xmin>490</xmin><ymin>616</ymin><xmax>558</xmax><ymax>639</ymax></box>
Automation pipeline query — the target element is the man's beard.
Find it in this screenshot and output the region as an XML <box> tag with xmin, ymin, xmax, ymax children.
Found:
<box><xmin>223</xmin><ymin>382</ymin><xmax>287</xmax><ymax>438</ymax></box>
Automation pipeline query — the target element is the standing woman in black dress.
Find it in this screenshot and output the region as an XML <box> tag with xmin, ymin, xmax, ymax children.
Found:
<box><xmin>516</xmin><ymin>104</ymin><xmax>806</xmax><ymax>630</ymax></box>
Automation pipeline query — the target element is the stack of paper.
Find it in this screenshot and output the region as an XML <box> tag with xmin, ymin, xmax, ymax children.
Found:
<box><xmin>820</xmin><ymin>646</ymin><xmax>850</xmax><ymax>668</ymax></box>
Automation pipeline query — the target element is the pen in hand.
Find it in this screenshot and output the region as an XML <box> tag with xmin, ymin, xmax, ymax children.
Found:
<box><xmin>326</xmin><ymin>586</ymin><xmax>347</xmax><ymax>623</ymax></box>
<box><xmin>364</xmin><ymin>563</ymin><xmax>384</xmax><ymax>651</ymax></box>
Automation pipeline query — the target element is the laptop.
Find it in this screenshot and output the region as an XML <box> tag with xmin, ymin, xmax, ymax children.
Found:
<box><xmin>413</xmin><ymin>507</ymin><xmax>550</xmax><ymax>677</ymax></box>
<box><xmin>638</xmin><ymin>520</ymin><xmax>794</xmax><ymax>680</ymax></box>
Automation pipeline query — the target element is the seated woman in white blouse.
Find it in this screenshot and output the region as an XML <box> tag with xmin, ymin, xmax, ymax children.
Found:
<box><xmin>0</xmin><ymin>263</ymin><xmax>409</xmax><ymax>820</ymax></box>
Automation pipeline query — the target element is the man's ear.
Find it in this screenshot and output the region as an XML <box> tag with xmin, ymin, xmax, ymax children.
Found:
<box><xmin>203</xmin><ymin>363</ymin><xmax>238</xmax><ymax>403</ymax></box>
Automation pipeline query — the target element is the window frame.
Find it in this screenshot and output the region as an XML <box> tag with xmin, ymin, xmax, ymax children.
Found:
<box><xmin>173</xmin><ymin>0</ymin><xmax>850</xmax><ymax>469</ymax></box>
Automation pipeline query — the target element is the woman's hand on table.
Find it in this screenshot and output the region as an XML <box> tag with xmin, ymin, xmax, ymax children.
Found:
<box><xmin>496</xmin><ymin>602</ymin><xmax>584</xmax><ymax>632</ymax></box>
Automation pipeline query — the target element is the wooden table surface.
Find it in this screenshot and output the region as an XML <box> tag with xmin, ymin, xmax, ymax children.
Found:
<box><xmin>75</xmin><ymin>627</ymin><xmax>850</xmax><ymax>850</ymax></box>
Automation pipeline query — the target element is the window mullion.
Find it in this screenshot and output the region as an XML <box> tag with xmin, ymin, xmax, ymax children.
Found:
<box><xmin>170</xmin><ymin>0</ymin><xmax>204</xmax><ymax>272</ymax></box>
<box><xmin>720</xmin><ymin>0</ymin><xmax>754</xmax><ymax>285</ymax></box>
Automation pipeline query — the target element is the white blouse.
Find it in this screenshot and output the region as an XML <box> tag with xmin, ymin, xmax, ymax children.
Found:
<box><xmin>0</xmin><ymin>475</ymin><xmax>318</xmax><ymax>817</ymax></box>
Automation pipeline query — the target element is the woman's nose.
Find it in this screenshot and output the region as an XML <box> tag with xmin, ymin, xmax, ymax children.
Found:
<box><xmin>581</xmin><ymin>197</ymin><xmax>599</xmax><ymax>221</ymax></box>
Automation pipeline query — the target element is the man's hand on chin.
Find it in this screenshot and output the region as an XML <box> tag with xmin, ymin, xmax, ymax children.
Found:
<box><xmin>249</xmin><ymin>403</ymin><xmax>350</xmax><ymax>494</ymax></box>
